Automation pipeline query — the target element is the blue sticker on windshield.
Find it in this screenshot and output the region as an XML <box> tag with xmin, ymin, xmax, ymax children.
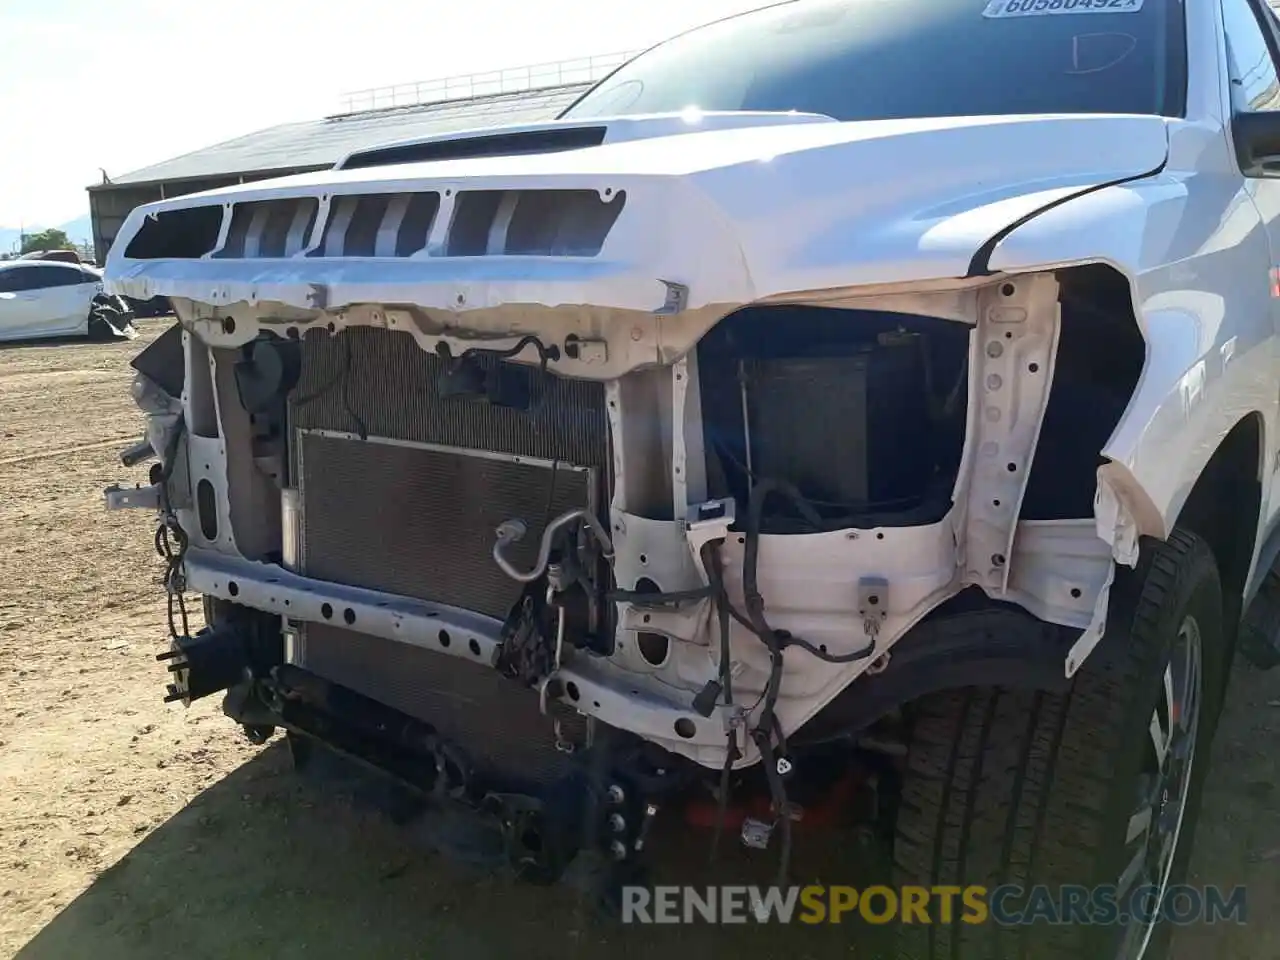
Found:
<box><xmin>983</xmin><ymin>0</ymin><xmax>1144</xmax><ymax>16</ymax></box>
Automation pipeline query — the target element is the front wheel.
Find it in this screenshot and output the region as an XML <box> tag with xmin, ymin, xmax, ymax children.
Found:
<box><xmin>893</xmin><ymin>528</ymin><xmax>1224</xmax><ymax>960</ymax></box>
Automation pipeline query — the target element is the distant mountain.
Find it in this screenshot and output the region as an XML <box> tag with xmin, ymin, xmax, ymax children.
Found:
<box><xmin>0</xmin><ymin>214</ymin><xmax>93</xmax><ymax>254</ymax></box>
<box><xmin>58</xmin><ymin>215</ymin><xmax>93</xmax><ymax>244</ymax></box>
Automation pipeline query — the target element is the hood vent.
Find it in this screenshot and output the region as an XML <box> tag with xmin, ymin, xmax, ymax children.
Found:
<box><xmin>307</xmin><ymin>191</ymin><xmax>441</xmax><ymax>258</ymax></box>
<box><xmin>122</xmin><ymin>187</ymin><xmax>622</xmax><ymax>261</ymax></box>
<box><xmin>124</xmin><ymin>206</ymin><xmax>224</xmax><ymax>260</ymax></box>
<box><xmin>216</xmin><ymin>198</ymin><xmax>319</xmax><ymax>259</ymax></box>
<box><xmin>447</xmin><ymin>189</ymin><xmax>625</xmax><ymax>257</ymax></box>
<box><xmin>337</xmin><ymin>125</ymin><xmax>608</xmax><ymax>171</ymax></box>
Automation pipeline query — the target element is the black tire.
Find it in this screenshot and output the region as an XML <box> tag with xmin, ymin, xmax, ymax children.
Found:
<box><xmin>893</xmin><ymin>528</ymin><xmax>1225</xmax><ymax>960</ymax></box>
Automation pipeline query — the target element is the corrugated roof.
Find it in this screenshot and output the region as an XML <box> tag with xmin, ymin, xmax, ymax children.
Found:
<box><xmin>100</xmin><ymin>82</ymin><xmax>591</xmax><ymax>189</ymax></box>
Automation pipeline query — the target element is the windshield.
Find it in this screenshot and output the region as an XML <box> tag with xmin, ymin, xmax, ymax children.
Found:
<box><xmin>563</xmin><ymin>0</ymin><xmax>1186</xmax><ymax>122</ymax></box>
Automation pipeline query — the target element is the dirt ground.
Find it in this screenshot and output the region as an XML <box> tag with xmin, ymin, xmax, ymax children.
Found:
<box><xmin>0</xmin><ymin>321</ymin><xmax>1276</xmax><ymax>960</ymax></box>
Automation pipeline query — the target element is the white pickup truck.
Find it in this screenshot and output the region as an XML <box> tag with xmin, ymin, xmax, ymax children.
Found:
<box><xmin>104</xmin><ymin>0</ymin><xmax>1280</xmax><ymax>956</ymax></box>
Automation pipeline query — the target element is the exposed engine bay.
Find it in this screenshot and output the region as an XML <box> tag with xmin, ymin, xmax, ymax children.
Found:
<box><xmin>108</xmin><ymin>267</ymin><xmax>1132</xmax><ymax>884</ymax></box>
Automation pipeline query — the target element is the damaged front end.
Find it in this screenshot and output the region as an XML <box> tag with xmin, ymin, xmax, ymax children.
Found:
<box><xmin>101</xmin><ymin>121</ymin><xmax>1154</xmax><ymax>885</ymax></box>
<box><xmin>106</xmin><ymin>264</ymin><xmax>1137</xmax><ymax>886</ymax></box>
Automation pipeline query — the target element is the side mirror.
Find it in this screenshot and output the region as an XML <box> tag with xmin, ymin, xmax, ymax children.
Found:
<box><xmin>1232</xmin><ymin>111</ymin><xmax>1280</xmax><ymax>174</ymax></box>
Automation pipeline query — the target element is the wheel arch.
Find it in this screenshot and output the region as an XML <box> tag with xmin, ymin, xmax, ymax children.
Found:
<box><xmin>1167</xmin><ymin>410</ymin><xmax>1265</xmax><ymax>653</ymax></box>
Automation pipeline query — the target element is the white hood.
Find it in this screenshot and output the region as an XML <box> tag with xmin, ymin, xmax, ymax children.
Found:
<box><xmin>106</xmin><ymin>112</ymin><xmax>1169</xmax><ymax>313</ymax></box>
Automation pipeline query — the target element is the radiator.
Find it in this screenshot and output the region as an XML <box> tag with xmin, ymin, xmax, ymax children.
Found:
<box><xmin>300</xmin><ymin>624</ymin><xmax>584</xmax><ymax>784</ymax></box>
<box><xmin>297</xmin><ymin>431</ymin><xmax>593</xmax><ymax>618</ymax></box>
<box><xmin>286</xmin><ymin>327</ymin><xmax>607</xmax><ymax>783</ymax></box>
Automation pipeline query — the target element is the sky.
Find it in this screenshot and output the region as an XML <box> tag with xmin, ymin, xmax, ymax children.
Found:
<box><xmin>0</xmin><ymin>0</ymin><xmax>766</xmax><ymax>228</ymax></box>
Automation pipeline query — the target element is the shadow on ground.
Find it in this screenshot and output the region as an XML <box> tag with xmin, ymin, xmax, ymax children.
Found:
<box><xmin>16</xmin><ymin>661</ymin><xmax>1278</xmax><ymax>960</ymax></box>
<box><xmin>13</xmin><ymin>738</ymin><xmax>890</xmax><ymax>960</ymax></box>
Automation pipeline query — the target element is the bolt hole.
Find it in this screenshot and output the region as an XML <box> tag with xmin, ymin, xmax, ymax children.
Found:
<box><xmin>593</xmin><ymin>701</ymin><xmax>601</xmax><ymax>709</ymax></box>
<box><xmin>456</xmin><ymin>294</ymin><xmax>465</xmax><ymax>305</ymax></box>
<box><xmin>1001</xmin><ymin>282</ymin><xmax>1016</xmax><ymax>297</ymax></box>
<box><xmin>1006</xmin><ymin>462</ymin><xmax>1018</xmax><ymax>472</ymax></box>
<box><xmin>468</xmin><ymin>638</ymin><xmax>481</xmax><ymax>656</ymax></box>
<box><xmin>868</xmin><ymin>595</ymin><xmax>879</xmax><ymax>606</ymax></box>
<box><xmin>604</xmin><ymin>187</ymin><xmax>613</xmax><ymax>197</ymax></box>
<box><xmin>438</xmin><ymin>630</ymin><xmax>451</xmax><ymax>648</ymax></box>
<box><xmin>737</xmin><ymin>535</ymin><xmax>746</xmax><ymax>544</ymax></box>
<box><xmin>1005</xmin><ymin>331</ymin><xmax>1013</xmax><ymax>340</ymax></box>
<box><xmin>343</xmin><ymin>608</ymin><xmax>356</xmax><ymax>625</ymax></box>
<box><xmin>639</xmin><ymin>553</ymin><xmax>648</xmax><ymax>565</ymax></box>
<box><xmin>284</xmin><ymin>599</ymin><xmax>290</xmax><ymax>606</ymax></box>
<box><xmin>674</xmin><ymin>718</ymin><xmax>696</xmax><ymax>739</ymax></box>
<box><xmin>1070</xmin><ymin>587</ymin><xmax>1083</xmax><ymax>599</ymax></box>
<box><xmin>876</xmin><ymin>532</ymin><xmax>885</xmax><ymax>540</ymax></box>
<box><xmin>520</xmin><ymin>829</ymin><xmax>542</xmax><ymax>853</ymax></box>
<box><xmin>819</xmin><ymin>644</ymin><xmax>828</xmax><ymax>654</ymax></box>
<box><xmin>228</xmin><ymin>580</ymin><xmax>239</xmax><ymax>597</ymax></box>
<box><xmin>566</xmin><ymin>682</ymin><xmax>581</xmax><ymax>702</ymax></box>
<box><xmin>320</xmin><ymin>603</ymin><xmax>333</xmax><ymax>620</ymax></box>
<box><xmin>327</xmin><ymin>322</ymin><xmax>336</xmax><ymax>333</ymax></box>
<box><xmin>992</xmin><ymin>553</ymin><xmax>1007</xmax><ymax>566</ymax></box>
<box><xmin>637</xmin><ymin>632</ymin><xmax>669</xmax><ymax>666</ymax></box>
<box><xmin>1028</xmin><ymin>362</ymin><xmax>1040</xmax><ymax>373</ymax></box>
<box><xmin>221</xmin><ymin>317</ymin><xmax>236</xmax><ymax>335</ymax></box>
<box><xmin>642</xmin><ymin>614</ymin><xmax>651</xmax><ymax>623</ymax></box>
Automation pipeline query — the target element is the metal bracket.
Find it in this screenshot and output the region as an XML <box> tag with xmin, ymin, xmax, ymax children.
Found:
<box><xmin>104</xmin><ymin>483</ymin><xmax>162</xmax><ymax>511</ymax></box>
<box><xmin>654</xmin><ymin>280</ymin><xmax>689</xmax><ymax>316</ymax></box>
<box><xmin>856</xmin><ymin>575</ymin><xmax>890</xmax><ymax>644</ymax></box>
<box><xmin>741</xmin><ymin>817</ymin><xmax>773</xmax><ymax>850</ymax></box>
<box><xmin>962</xmin><ymin>275</ymin><xmax>1060</xmax><ymax>595</ymax></box>
<box><xmin>684</xmin><ymin>498</ymin><xmax>736</xmax><ymax>586</ymax></box>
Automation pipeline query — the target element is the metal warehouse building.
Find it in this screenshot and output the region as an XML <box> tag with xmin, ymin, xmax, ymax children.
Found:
<box><xmin>86</xmin><ymin>54</ymin><xmax>630</xmax><ymax>263</ymax></box>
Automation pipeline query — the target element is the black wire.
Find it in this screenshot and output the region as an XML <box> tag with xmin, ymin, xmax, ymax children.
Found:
<box><xmin>451</xmin><ymin>335</ymin><xmax>561</xmax><ymax>419</ymax></box>
<box><xmin>753</xmin><ymin>726</ymin><xmax>793</xmax><ymax>887</ymax></box>
<box><xmin>710</xmin><ymin>733</ymin><xmax>739</xmax><ymax>864</ymax></box>
<box><xmin>704</xmin><ymin>544</ymin><xmax>733</xmax><ymax>710</ymax></box>
<box><xmin>703</xmin><ymin>539</ymin><xmax>740</xmax><ymax>864</ymax></box>
<box><xmin>604</xmin><ymin>584</ymin><xmax>713</xmax><ymax>605</ymax></box>
<box><xmin>338</xmin><ymin>335</ymin><xmax>367</xmax><ymax>440</ymax></box>
<box><xmin>291</xmin><ymin>338</ymin><xmax>344</xmax><ymax>406</ymax></box>
<box><xmin>737</xmin><ymin>478</ymin><xmax>818</xmax><ymax>886</ymax></box>
<box><xmin>711</xmin><ymin>435</ymin><xmax>925</xmax><ymax>516</ymax></box>
<box><xmin>293</xmin><ymin>333</ymin><xmax>367</xmax><ymax>440</ymax></box>
<box><xmin>154</xmin><ymin>417</ymin><xmax>191</xmax><ymax>639</ymax></box>
<box><xmin>721</xmin><ymin>601</ymin><xmax>873</xmax><ymax>664</ymax></box>
<box><xmin>459</xmin><ymin>334</ymin><xmax>560</xmax><ymax>365</ymax></box>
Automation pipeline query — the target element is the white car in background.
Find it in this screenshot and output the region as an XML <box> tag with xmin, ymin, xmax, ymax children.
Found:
<box><xmin>0</xmin><ymin>260</ymin><xmax>134</xmax><ymax>343</ymax></box>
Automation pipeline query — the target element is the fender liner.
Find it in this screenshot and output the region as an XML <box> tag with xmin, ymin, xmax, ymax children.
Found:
<box><xmin>793</xmin><ymin>590</ymin><xmax>1079</xmax><ymax>745</ymax></box>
